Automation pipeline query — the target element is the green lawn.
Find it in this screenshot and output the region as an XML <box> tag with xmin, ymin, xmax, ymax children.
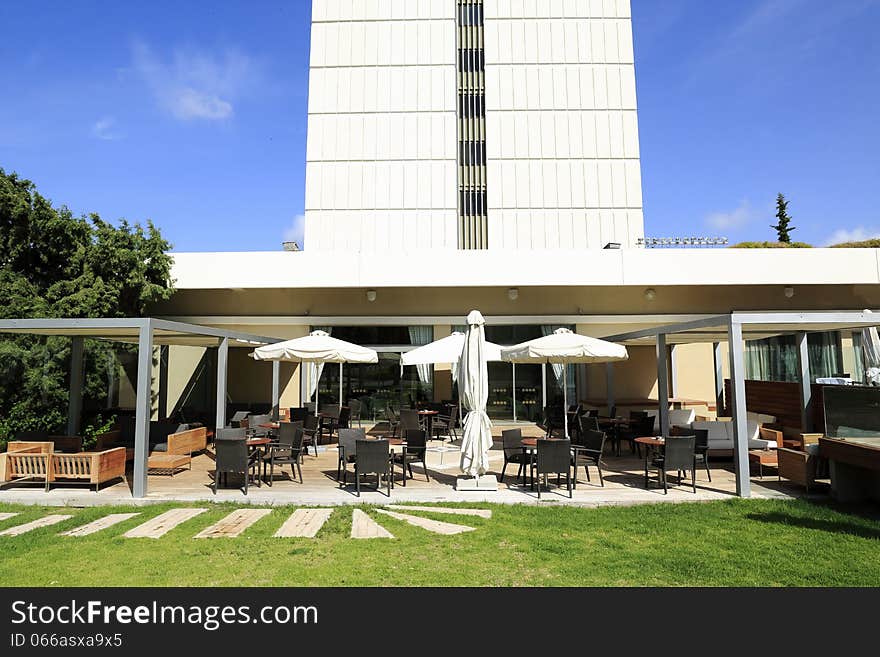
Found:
<box><xmin>1</xmin><ymin>499</ymin><xmax>878</xmax><ymax>586</ymax></box>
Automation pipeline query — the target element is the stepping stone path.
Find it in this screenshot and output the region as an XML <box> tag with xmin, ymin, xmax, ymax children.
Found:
<box><xmin>351</xmin><ymin>509</ymin><xmax>394</xmax><ymax>539</ymax></box>
<box><xmin>386</xmin><ymin>505</ymin><xmax>491</xmax><ymax>519</ymax></box>
<box><xmin>61</xmin><ymin>513</ymin><xmax>140</xmax><ymax>537</ymax></box>
<box><xmin>195</xmin><ymin>509</ymin><xmax>272</xmax><ymax>539</ymax></box>
<box><xmin>274</xmin><ymin>508</ymin><xmax>333</xmax><ymax>538</ymax></box>
<box><xmin>0</xmin><ymin>506</ymin><xmax>489</xmax><ymax>540</ymax></box>
<box><xmin>124</xmin><ymin>508</ymin><xmax>207</xmax><ymax>539</ymax></box>
<box><xmin>374</xmin><ymin>509</ymin><xmax>475</xmax><ymax>535</ymax></box>
<box><xmin>0</xmin><ymin>514</ymin><xmax>72</xmax><ymax>537</ymax></box>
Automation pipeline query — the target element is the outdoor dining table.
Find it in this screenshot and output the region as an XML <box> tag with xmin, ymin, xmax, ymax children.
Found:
<box><xmin>634</xmin><ymin>436</ymin><xmax>665</xmax><ymax>488</ymax></box>
<box><xmin>417</xmin><ymin>409</ymin><xmax>440</xmax><ymax>437</ymax></box>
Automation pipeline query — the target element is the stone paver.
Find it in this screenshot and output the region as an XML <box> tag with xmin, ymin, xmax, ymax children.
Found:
<box><xmin>374</xmin><ymin>508</ymin><xmax>475</xmax><ymax>535</ymax></box>
<box><xmin>274</xmin><ymin>508</ymin><xmax>333</xmax><ymax>538</ymax></box>
<box><xmin>351</xmin><ymin>509</ymin><xmax>393</xmax><ymax>539</ymax></box>
<box><xmin>194</xmin><ymin>509</ymin><xmax>272</xmax><ymax>538</ymax></box>
<box><xmin>0</xmin><ymin>514</ymin><xmax>72</xmax><ymax>536</ymax></box>
<box><xmin>0</xmin><ymin>513</ymin><xmax>19</xmax><ymax>523</ymax></box>
<box><xmin>123</xmin><ymin>508</ymin><xmax>207</xmax><ymax>538</ymax></box>
<box><xmin>61</xmin><ymin>513</ymin><xmax>140</xmax><ymax>537</ymax></box>
<box><xmin>386</xmin><ymin>505</ymin><xmax>491</xmax><ymax>518</ymax></box>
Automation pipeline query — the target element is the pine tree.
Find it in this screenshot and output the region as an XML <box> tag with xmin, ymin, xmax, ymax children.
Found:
<box><xmin>771</xmin><ymin>193</ymin><xmax>796</xmax><ymax>243</ymax></box>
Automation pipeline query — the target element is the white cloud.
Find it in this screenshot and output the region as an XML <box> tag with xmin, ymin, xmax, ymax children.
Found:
<box><xmin>705</xmin><ymin>200</ymin><xmax>756</xmax><ymax>230</ymax></box>
<box><xmin>824</xmin><ymin>227</ymin><xmax>880</xmax><ymax>246</ymax></box>
<box><xmin>91</xmin><ymin>116</ymin><xmax>121</xmax><ymax>140</ymax></box>
<box><xmin>131</xmin><ymin>40</ymin><xmax>258</xmax><ymax>121</ymax></box>
<box><xmin>283</xmin><ymin>214</ymin><xmax>305</xmax><ymax>247</ymax></box>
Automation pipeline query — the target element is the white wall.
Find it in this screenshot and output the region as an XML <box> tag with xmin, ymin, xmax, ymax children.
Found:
<box><xmin>305</xmin><ymin>0</ymin><xmax>458</xmax><ymax>251</ymax></box>
<box><xmin>484</xmin><ymin>0</ymin><xmax>644</xmax><ymax>249</ymax></box>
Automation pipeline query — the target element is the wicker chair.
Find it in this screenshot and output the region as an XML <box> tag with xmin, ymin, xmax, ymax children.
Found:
<box><xmin>262</xmin><ymin>423</ymin><xmax>304</xmax><ymax>485</ymax></box>
<box><xmin>392</xmin><ymin>429</ymin><xmax>428</xmax><ymax>485</ymax></box>
<box><xmin>572</xmin><ymin>429</ymin><xmax>607</xmax><ymax>487</ymax></box>
<box><xmin>531</xmin><ymin>438</ymin><xmax>573</xmax><ymax>498</ymax></box>
<box><xmin>213</xmin><ymin>429</ymin><xmax>260</xmax><ymax>495</ymax></box>
<box><xmin>354</xmin><ymin>439</ymin><xmax>393</xmax><ymax>497</ymax></box>
<box><xmin>337</xmin><ymin>427</ymin><xmax>365</xmax><ymax>484</ymax></box>
<box><xmin>499</xmin><ymin>428</ymin><xmax>529</xmax><ymax>485</ymax></box>
<box><xmin>648</xmin><ymin>435</ymin><xmax>696</xmax><ymax>494</ymax></box>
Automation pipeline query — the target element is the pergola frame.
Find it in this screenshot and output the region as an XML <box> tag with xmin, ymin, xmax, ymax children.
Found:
<box><xmin>0</xmin><ymin>318</ymin><xmax>285</xmax><ymax>498</ymax></box>
<box><xmin>603</xmin><ymin>311</ymin><xmax>880</xmax><ymax>498</ymax></box>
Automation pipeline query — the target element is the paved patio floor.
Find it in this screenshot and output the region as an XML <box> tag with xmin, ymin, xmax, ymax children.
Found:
<box><xmin>1</xmin><ymin>423</ymin><xmax>811</xmax><ymax>507</ymax></box>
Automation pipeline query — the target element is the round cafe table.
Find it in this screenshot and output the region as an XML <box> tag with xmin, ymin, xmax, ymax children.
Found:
<box><xmin>634</xmin><ymin>436</ymin><xmax>664</xmax><ymax>489</ymax></box>
<box><xmin>417</xmin><ymin>409</ymin><xmax>440</xmax><ymax>437</ymax></box>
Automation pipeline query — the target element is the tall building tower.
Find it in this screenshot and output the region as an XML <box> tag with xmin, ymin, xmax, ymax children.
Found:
<box><xmin>305</xmin><ymin>0</ymin><xmax>643</xmax><ymax>251</ymax></box>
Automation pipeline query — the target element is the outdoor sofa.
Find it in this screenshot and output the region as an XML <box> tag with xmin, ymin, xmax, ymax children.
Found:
<box><xmin>1</xmin><ymin>441</ymin><xmax>126</xmax><ymax>491</ymax></box>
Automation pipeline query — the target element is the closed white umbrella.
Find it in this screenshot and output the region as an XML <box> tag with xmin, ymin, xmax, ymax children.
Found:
<box><xmin>458</xmin><ymin>311</ymin><xmax>493</xmax><ymax>478</ymax></box>
<box><xmin>252</xmin><ymin>330</ymin><xmax>378</xmax><ymax>414</ymax></box>
<box><xmin>861</xmin><ymin>310</ymin><xmax>880</xmax><ymax>385</ymax></box>
<box><xmin>501</xmin><ymin>328</ymin><xmax>628</xmax><ymax>437</ymax></box>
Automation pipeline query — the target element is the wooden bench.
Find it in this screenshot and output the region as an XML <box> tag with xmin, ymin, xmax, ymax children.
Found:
<box><xmin>147</xmin><ymin>453</ymin><xmax>192</xmax><ymax>475</ymax></box>
<box><xmin>51</xmin><ymin>448</ymin><xmax>127</xmax><ymax>491</ymax></box>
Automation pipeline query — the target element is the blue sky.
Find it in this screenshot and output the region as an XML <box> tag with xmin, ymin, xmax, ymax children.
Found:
<box><xmin>1</xmin><ymin>0</ymin><xmax>878</xmax><ymax>251</ymax></box>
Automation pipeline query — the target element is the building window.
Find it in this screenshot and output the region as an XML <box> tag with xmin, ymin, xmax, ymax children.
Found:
<box><xmin>744</xmin><ymin>331</ymin><xmax>843</xmax><ymax>382</ymax></box>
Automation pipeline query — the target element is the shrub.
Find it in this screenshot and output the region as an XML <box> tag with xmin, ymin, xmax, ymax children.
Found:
<box><xmin>730</xmin><ymin>241</ymin><xmax>813</xmax><ymax>248</ymax></box>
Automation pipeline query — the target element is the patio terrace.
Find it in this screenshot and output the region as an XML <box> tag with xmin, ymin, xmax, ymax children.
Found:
<box><xmin>1</xmin><ymin>422</ymin><xmax>808</xmax><ymax>507</ymax></box>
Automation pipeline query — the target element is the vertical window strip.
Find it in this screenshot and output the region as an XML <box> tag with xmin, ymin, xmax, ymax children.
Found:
<box><xmin>456</xmin><ymin>0</ymin><xmax>487</xmax><ymax>249</ymax></box>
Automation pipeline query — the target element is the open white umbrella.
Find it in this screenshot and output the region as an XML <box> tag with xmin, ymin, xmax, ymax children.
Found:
<box><xmin>401</xmin><ymin>331</ymin><xmax>503</xmax><ymax>422</ymax></box>
<box><xmin>501</xmin><ymin>328</ymin><xmax>628</xmax><ymax>437</ymax></box>
<box><xmin>458</xmin><ymin>311</ymin><xmax>493</xmax><ymax>478</ymax></box>
<box><xmin>252</xmin><ymin>330</ymin><xmax>378</xmax><ymax>414</ymax></box>
<box><xmin>861</xmin><ymin>309</ymin><xmax>880</xmax><ymax>385</ymax></box>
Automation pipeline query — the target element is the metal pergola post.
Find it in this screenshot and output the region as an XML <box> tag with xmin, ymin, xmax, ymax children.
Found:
<box><xmin>796</xmin><ymin>331</ymin><xmax>813</xmax><ymax>432</ymax></box>
<box><xmin>656</xmin><ymin>334</ymin><xmax>670</xmax><ymax>436</ymax></box>
<box><xmin>67</xmin><ymin>336</ymin><xmax>84</xmax><ymax>437</ymax></box>
<box><xmin>669</xmin><ymin>344</ymin><xmax>678</xmax><ymax>399</ymax></box>
<box><xmin>133</xmin><ymin>320</ymin><xmax>153</xmax><ymax>499</ymax></box>
<box><xmin>713</xmin><ymin>341</ymin><xmax>724</xmax><ymax>413</ymax></box>
<box><xmin>272</xmin><ymin>360</ymin><xmax>281</xmax><ymax>420</ymax></box>
<box><xmin>215</xmin><ymin>337</ymin><xmax>229</xmax><ymax>431</ymax></box>
<box><xmin>727</xmin><ymin>319</ymin><xmax>751</xmax><ymax>498</ymax></box>
<box><xmin>158</xmin><ymin>345</ymin><xmax>169</xmax><ymax>420</ymax></box>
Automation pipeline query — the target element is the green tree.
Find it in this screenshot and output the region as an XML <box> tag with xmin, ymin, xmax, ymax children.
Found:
<box><xmin>771</xmin><ymin>193</ymin><xmax>796</xmax><ymax>243</ymax></box>
<box><xmin>0</xmin><ymin>169</ymin><xmax>175</xmax><ymax>444</ymax></box>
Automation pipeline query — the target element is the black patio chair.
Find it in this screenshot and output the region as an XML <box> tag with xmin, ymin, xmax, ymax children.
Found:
<box><xmin>354</xmin><ymin>439</ymin><xmax>393</xmax><ymax>497</ymax></box>
<box><xmin>246</xmin><ymin>413</ymin><xmax>272</xmax><ymax>438</ymax></box>
<box><xmin>347</xmin><ymin>399</ymin><xmax>362</xmax><ymax>427</ymax></box>
<box><xmin>579</xmin><ymin>415</ymin><xmax>600</xmax><ymax>433</ymax></box>
<box><xmin>531</xmin><ymin>438</ymin><xmax>573</xmax><ymax>499</ymax></box>
<box><xmin>399</xmin><ymin>408</ymin><xmax>420</xmax><ymax>433</ymax></box>
<box><xmin>392</xmin><ymin>429</ymin><xmax>428</xmax><ymax>486</ymax></box>
<box><xmin>302</xmin><ymin>414</ymin><xmax>320</xmax><ymax>457</ymax></box>
<box><xmin>213</xmin><ymin>429</ymin><xmax>260</xmax><ymax>495</ymax></box>
<box><xmin>288</xmin><ymin>407</ymin><xmax>309</xmax><ymax>424</ymax></box>
<box><xmin>648</xmin><ymin>435</ymin><xmax>696</xmax><ymax>494</ymax></box>
<box><xmin>325</xmin><ymin>406</ymin><xmax>350</xmax><ymax>442</ymax></box>
<box><xmin>572</xmin><ymin>429</ymin><xmax>607</xmax><ymax>487</ymax></box>
<box><xmin>227</xmin><ymin>411</ymin><xmax>250</xmax><ymax>429</ymax></box>
<box><xmin>430</xmin><ymin>405</ymin><xmax>459</xmax><ymax>442</ymax></box>
<box><xmin>618</xmin><ymin>416</ymin><xmax>656</xmax><ymax>457</ymax></box>
<box><xmin>337</xmin><ymin>427</ymin><xmax>365</xmax><ymax>484</ymax></box>
<box><xmin>499</xmin><ymin>428</ymin><xmax>529</xmax><ymax>485</ymax></box>
<box><xmin>692</xmin><ymin>427</ymin><xmax>711</xmax><ymax>481</ymax></box>
<box><xmin>385</xmin><ymin>406</ymin><xmax>400</xmax><ymax>437</ymax></box>
<box><xmin>262</xmin><ymin>423</ymin><xmax>304</xmax><ymax>485</ymax></box>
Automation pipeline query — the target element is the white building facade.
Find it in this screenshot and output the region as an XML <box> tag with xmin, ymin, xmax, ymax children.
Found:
<box><xmin>305</xmin><ymin>0</ymin><xmax>643</xmax><ymax>251</ymax></box>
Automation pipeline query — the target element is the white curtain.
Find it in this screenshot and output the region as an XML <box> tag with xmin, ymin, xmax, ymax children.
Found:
<box><xmin>541</xmin><ymin>325</ymin><xmax>565</xmax><ymax>389</ymax></box>
<box><xmin>408</xmin><ymin>326</ymin><xmax>432</xmax><ymax>384</ymax></box>
<box><xmin>308</xmin><ymin>326</ymin><xmax>332</xmax><ymax>399</ymax></box>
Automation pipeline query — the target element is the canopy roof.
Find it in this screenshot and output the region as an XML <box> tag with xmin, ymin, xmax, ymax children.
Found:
<box><xmin>601</xmin><ymin>311</ymin><xmax>880</xmax><ymax>346</ymax></box>
<box><xmin>400</xmin><ymin>331</ymin><xmax>503</xmax><ymax>366</ymax></box>
<box><xmin>0</xmin><ymin>318</ymin><xmax>281</xmax><ymax>348</ymax></box>
<box><xmin>252</xmin><ymin>330</ymin><xmax>378</xmax><ymax>363</ymax></box>
<box><xmin>501</xmin><ymin>328</ymin><xmax>628</xmax><ymax>364</ymax></box>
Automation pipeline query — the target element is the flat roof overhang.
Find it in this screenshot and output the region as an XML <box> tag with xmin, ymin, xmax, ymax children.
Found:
<box><xmin>602</xmin><ymin>311</ymin><xmax>880</xmax><ymax>345</ymax></box>
<box><xmin>0</xmin><ymin>318</ymin><xmax>283</xmax><ymax>348</ymax></box>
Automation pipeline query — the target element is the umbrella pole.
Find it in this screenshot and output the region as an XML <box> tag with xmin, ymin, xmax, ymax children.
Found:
<box><xmin>314</xmin><ymin>363</ymin><xmax>319</xmax><ymax>417</ymax></box>
<box><xmin>339</xmin><ymin>362</ymin><xmax>343</xmax><ymax>410</ymax></box>
<box><xmin>563</xmin><ymin>364</ymin><xmax>568</xmax><ymax>439</ymax></box>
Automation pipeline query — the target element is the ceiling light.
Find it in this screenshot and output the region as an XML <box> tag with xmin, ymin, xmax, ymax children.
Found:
<box><xmin>784</xmin><ymin>286</ymin><xmax>795</xmax><ymax>299</ymax></box>
<box><xmin>507</xmin><ymin>287</ymin><xmax>519</xmax><ymax>301</ymax></box>
<box><xmin>644</xmin><ymin>288</ymin><xmax>657</xmax><ymax>301</ymax></box>
<box><xmin>366</xmin><ymin>289</ymin><xmax>377</xmax><ymax>302</ymax></box>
